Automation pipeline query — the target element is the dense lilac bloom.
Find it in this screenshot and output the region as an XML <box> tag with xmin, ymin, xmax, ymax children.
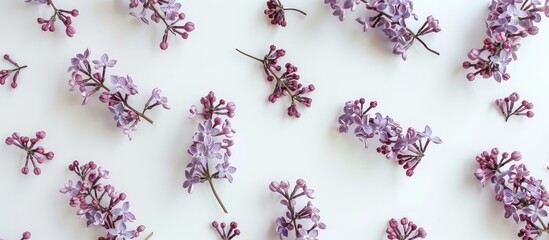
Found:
<box><xmin>270</xmin><ymin>179</ymin><xmax>326</xmax><ymax>240</ymax></box>
<box><xmin>128</xmin><ymin>0</ymin><xmax>194</xmax><ymax>50</ymax></box>
<box><xmin>236</xmin><ymin>45</ymin><xmax>315</xmax><ymax>118</ymax></box>
<box><xmin>494</xmin><ymin>92</ymin><xmax>534</xmax><ymax>121</ymax></box>
<box><xmin>464</xmin><ymin>0</ymin><xmax>549</xmax><ymax>82</ymax></box>
<box><xmin>183</xmin><ymin>91</ymin><xmax>237</xmax><ymax>214</ymax></box>
<box><xmin>339</xmin><ymin>98</ymin><xmax>442</xmax><ymax>176</ymax></box>
<box><xmin>26</xmin><ymin>0</ymin><xmax>79</xmax><ymax>37</ymax></box>
<box><xmin>0</xmin><ymin>54</ymin><xmax>27</xmax><ymax>89</ymax></box>
<box><xmin>5</xmin><ymin>131</ymin><xmax>54</xmax><ymax>175</ymax></box>
<box><xmin>67</xmin><ymin>49</ymin><xmax>169</xmax><ymax>140</ymax></box>
<box><xmin>325</xmin><ymin>0</ymin><xmax>441</xmax><ymax>60</ymax></box>
<box><xmin>61</xmin><ymin>161</ymin><xmax>148</xmax><ymax>240</ymax></box>
<box><xmin>474</xmin><ymin>148</ymin><xmax>549</xmax><ymax>239</ymax></box>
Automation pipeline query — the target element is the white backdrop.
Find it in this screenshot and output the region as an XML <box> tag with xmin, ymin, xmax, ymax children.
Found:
<box><xmin>1</xmin><ymin>0</ymin><xmax>549</xmax><ymax>239</ymax></box>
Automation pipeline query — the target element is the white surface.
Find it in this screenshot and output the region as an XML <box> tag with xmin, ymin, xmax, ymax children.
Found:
<box><xmin>1</xmin><ymin>0</ymin><xmax>549</xmax><ymax>239</ymax></box>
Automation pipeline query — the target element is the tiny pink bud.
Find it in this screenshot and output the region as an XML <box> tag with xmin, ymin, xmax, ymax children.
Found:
<box><xmin>33</xmin><ymin>167</ymin><xmax>41</xmax><ymax>175</ymax></box>
<box><xmin>119</xmin><ymin>192</ymin><xmax>127</xmax><ymax>200</ymax></box>
<box><xmin>21</xmin><ymin>167</ymin><xmax>29</xmax><ymax>175</ymax></box>
<box><xmin>36</xmin><ymin>131</ymin><xmax>46</xmax><ymax>139</ymax></box>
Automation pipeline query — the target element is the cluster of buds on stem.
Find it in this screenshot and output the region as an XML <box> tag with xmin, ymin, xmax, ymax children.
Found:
<box><xmin>495</xmin><ymin>92</ymin><xmax>534</xmax><ymax>122</ymax></box>
<box><xmin>25</xmin><ymin>0</ymin><xmax>79</xmax><ymax>37</ymax></box>
<box><xmin>5</xmin><ymin>131</ymin><xmax>54</xmax><ymax>175</ymax></box>
<box><xmin>1</xmin><ymin>54</ymin><xmax>27</xmax><ymax>88</ymax></box>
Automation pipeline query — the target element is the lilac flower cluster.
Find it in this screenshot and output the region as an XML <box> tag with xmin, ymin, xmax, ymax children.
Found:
<box><xmin>474</xmin><ymin>148</ymin><xmax>549</xmax><ymax>240</ymax></box>
<box><xmin>129</xmin><ymin>0</ymin><xmax>195</xmax><ymax>50</ymax></box>
<box><xmin>212</xmin><ymin>221</ymin><xmax>240</xmax><ymax>240</ymax></box>
<box><xmin>25</xmin><ymin>0</ymin><xmax>79</xmax><ymax>37</ymax></box>
<box><xmin>324</xmin><ymin>0</ymin><xmax>441</xmax><ymax>60</ymax></box>
<box><xmin>236</xmin><ymin>45</ymin><xmax>314</xmax><ymax>118</ymax></box>
<box><xmin>264</xmin><ymin>0</ymin><xmax>307</xmax><ymax>27</ymax></box>
<box><xmin>60</xmin><ymin>160</ymin><xmax>150</xmax><ymax>240</ymax></box>
<box><xmin>463</xmin><ymin>0</ymin><xmax>549</xmax><ymax>82</ymax></box>
<box><xmin>338</xmin><ymin>98</ymin><xmax>442</xmax><ymax>176</ymax></box>
<box><xmin>495</xmin><ymin>92</ymin><xmax>534</xmax><ymax>122</ymax></box>
<box><xmin>67</xmin><ymin>49</ymin><xmax>170</xmax><ymax>140</ymax></box>
<box><xmin>1</xmin><ymin>54</ymin><xmax>27</xmax><ymax>88</ymax></box>
<box><xmin>269</xmin><ymin>179</ymin><xmax>326</xmax><ymax>240</ymax></box>
<box><xmin>5</xmin><ymin>131</ymin><xmax>54</xmax><ymax>176</ymax></box>
<box><xmin>183</xmin><ymin>91</ymin><xmax>237</xmax><ymax>213</ymax></box>
<box><xmin>386</xmin><ymin>217</ymin><xmax>427</xmax><ymax>240</ymax></box>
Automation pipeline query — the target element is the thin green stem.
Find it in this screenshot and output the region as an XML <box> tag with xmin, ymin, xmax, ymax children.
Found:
<box><xmin>235</xmin><ymin>48</ymin><xmax>263</xmax><ymax>62</ymax></box>
<box><xmin>283</xmin><ymin>8</ymin><xmax>307</xmax><ymax>15</ymax></box>
<box><xmin>206</xmin><ymin>164</ymin><xmax>228</xmax><ymax>213</ymax></box>
<box><xmin>144</xmin><ymin>232</ymin><xmax>154</xmax><ymax>240</ymax></box>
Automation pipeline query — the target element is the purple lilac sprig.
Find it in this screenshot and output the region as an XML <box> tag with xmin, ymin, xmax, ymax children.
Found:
<box><xmin>67</xmin><ymin>49</ymin><xmax>170</xmax><ymax>140</ymax></box>
<box><xmin>183</xmin><ymin>91</ymin><xmax>237</xmax><ymax>213</ymax></box>
<box><xmin>474</xmin><ymin>148</ymin><xmax>549</xmax><ymax>239</ymax></box>
<box><xmin>1</xmin><ymin>54</ymin><xmax>27</xmax><ymax>88</ymax></box>
<box><xmin>212</xmin><ymin>221</ymin><xmax>240</xmax><ymax>240</ymax></box>
<box><xmin>25</xmin><ymin>0</ymin><xmax>79</xmax><ymax>37</ymax></box>
<box><xmin>386</xmin><ymin>217</ymin><xmax>427</xmax><ymax>240</ymax></box>
<box><xmin>463</xmin><ymin>0</ymin><xmax>549</xmax><ymax>82</ymax></box>
<box><xmin>5</xmin><ymin>131</ymin><xmax>54</xmax><ymax>176</ymax></box>
<box><xmin>324</xmin><ymin>0</ymin><xmax>441</xmax><ymax>60</ymax></box>
<box><xmin>338</xmin><ymin>98</ymin><xmax>442</xmax><ymax>176</ymax></box>
<box><xmin>129</xmin><ymin>0</ymin><xmax>195</xmax><ymax>50</ymax></box>
<box><xmin>60</xmin><ymin>160</ymin><xmax>153</xmax><ymax>240</ymax></box>
<box><xmin>236</xmin><ymin>45</ymin><xmax>315</xmax><ymax>118</ymax></box>
<box><xmin>264</xmin><ymin>0</ymin><xmax>307</xmax><ymax>27</ymax></box>
<box><xmin>495</xmin><ymin>92</ymin><xmax>534</xmax><ymax>122</ymax></box>
<box><xmin>269</xmin><ymin>179</ymin><xmax>326</xmax><ymax>240</ymax></box>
